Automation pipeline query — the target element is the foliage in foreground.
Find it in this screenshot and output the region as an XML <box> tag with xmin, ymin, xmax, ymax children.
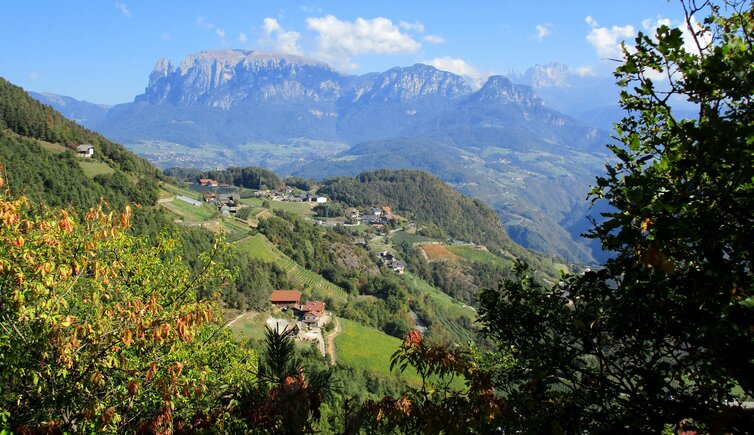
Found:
<box><xmin>365</xmin><ymin>1</ymin><xmax>754</xmax><ymax>433</ymax></box>
<box><xmin>0</xmin><ymin>172</ymin><xmax>335</xmax><ymax>432</ymax></box>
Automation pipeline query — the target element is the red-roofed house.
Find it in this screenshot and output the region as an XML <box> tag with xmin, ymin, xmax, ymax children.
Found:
<box><xmin>198</xmin><ymin>178</ymin><xmax>219</xmax><ymax>187</ymax></box>
<box><xmin>294</xmin><ymin>300</ymin><xmax>326</xmax><ymax>326</ymax></box>
<box><xmin>270</xmin><ymin>290</ymin><xmax>302</xmax><ymax>307</ymax></box>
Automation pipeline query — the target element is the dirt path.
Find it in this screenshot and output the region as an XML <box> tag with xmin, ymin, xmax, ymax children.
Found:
<box><xmin>326</xmin><ymin>317</ymin><xmax>342</xmax><ymax>366</ymax></box>
<box><xmin>226</xmin><ymin>312</ymin><xmax>247</xmax><ymax>328</ymax></box>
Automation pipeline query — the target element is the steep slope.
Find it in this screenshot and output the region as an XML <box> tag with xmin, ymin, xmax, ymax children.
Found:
<box><xmin>0</xmin><ymin>77</ymin><xmax>160</xmax><ymax>211</ymax></box>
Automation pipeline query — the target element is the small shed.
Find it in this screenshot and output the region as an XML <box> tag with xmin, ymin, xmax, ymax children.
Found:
<box><xmin>76</xmin><ymin>144</ymin><xmax>94</xmax><ymax>158</ymax></box>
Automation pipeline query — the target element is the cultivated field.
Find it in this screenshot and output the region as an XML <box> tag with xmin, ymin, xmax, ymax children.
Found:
<box><xmin>421</xmin><ymin>244</ymin><xmax>460</xmax><ymax>261</ymax></box>
<box><xmin>335</xmin><ymin>319</ymin><xmax>421</xmax><ymax>385</ymax></box>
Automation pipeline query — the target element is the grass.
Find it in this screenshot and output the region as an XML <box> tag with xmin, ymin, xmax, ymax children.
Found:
<box><xmin>234</xmin><ymin>234</ymin><xmax>281</xmax><ymax>262</ymax></box>
<box><xmin>78</xmin><ymin>160</ymin><xmax>115</xmax><ymax>178</ymax></box>
<box><xmin>39</xmin><ymin>141</ymin><xmax>68</xmax><ymax>154</ymax></box>
<box><xmin>447</xmin><ymin>245</ymin><xmax>512</xmax><ymax>268</ymax></box>
<box><xmin>160</xmin><ymin>198</ymin><xmax>217</xmax><ymax>222</ymax></box>
<box><xmin>161</xmin><ymin>182</ymin><xmax>202</xmax><ymax>200</ymax></box>
<box><xmin>401</xmin><ymin>272</ymin><xmax>476</xmax><ymax>320</ymax></box>
<box><xmin>335</xmin><ymin>318</ymin><xmax>421</xmax><ymax>385</ymax></box>
<box><xmin>221</xmin><ymin>218</ymin><xmax>252</xmax><ymax>242</ymax></box>
<box><xmin>228</xmin><ymin>312</ymin><xmax>270</xmax><ymax>342</ymax></box>
<box><xmin>390</xmin><ymin>231</ymin><xmax>436</xmax><ymax>246</ymax></box>
<box><xmin>240</xmin><ymin>198</ymin><xmax>313</xmax><ymax>216</ymax></box>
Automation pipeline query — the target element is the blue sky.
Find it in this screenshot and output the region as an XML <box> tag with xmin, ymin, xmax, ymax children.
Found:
<box><xmin>0</xmin><ymin>1</ymin><xmax>688</xmax><ymax>104</ymax></box>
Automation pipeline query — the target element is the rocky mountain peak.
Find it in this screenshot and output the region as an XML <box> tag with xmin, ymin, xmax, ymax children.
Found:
<box><xmin>355</xmin><ymin>63</ymin><xmax>471</xmax><ymax>103</ymax></box>
<box><xmin>466</xmin><ymin>75</ymin><xmax>542</xmax><ymax>106</ymax></box>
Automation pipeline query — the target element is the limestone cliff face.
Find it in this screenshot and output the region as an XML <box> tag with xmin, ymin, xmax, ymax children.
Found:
<box><xmin>136</xmin><ymin>50</ymin><xmax>344</xmax><ymax>108</ymax></box>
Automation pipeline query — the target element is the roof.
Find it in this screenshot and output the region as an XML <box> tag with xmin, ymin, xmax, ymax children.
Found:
<box><xmin>301</xmin><ymin>300</ymin><xmax>325</xmax><ymax>312</ymax></box>
<box><xmin>76</xmin><ymin>144</ymin><xmax>93</xmax><ymax>152</ymax></box>
<box><xmin>270</xmin><ymin>290</ymin><xmax>302</xmax><ymax>303</ymax></box>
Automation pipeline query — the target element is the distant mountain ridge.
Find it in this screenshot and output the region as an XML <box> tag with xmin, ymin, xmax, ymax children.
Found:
<box><xmin>29</xmin><ymin>50</ymin><xmax>614</xmax><ymax>264</ymax></box>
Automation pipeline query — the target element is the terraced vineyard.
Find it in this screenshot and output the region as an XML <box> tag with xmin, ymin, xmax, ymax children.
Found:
<box><xmin>234</xmin><ymin>234</ymin><xmax>348</xmax><ymax>308</ymax></box>
<box><xmin>447</xmin><ymin>245</ymin><xmax>513</xmax><ymax>267</ymax></box>
<box><xmin>222</xmin><ymin>218</ymin><xmax>252</xmax><ymax>242</ymax></box>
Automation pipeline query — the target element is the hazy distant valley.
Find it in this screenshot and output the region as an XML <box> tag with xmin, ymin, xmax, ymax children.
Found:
<box><xmin>31</xmin><ymin>49</ymin><xmax>618</xmax><ymax>264</ymax></box>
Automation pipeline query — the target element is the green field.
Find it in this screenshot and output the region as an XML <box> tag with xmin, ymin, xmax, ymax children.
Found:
<box><xmin>228</xmin><ymin>312</ymin><xmax>270</xmax><ymax>342</ymax></box>
<box><xmin>78</xmin><ymin>159</ymin><xmax>115</xmax><ymax>178</ymax></box>
<box><xmin>162</xmin><ymin>182</ymin><xmax>203</xmax><ymax>200</ymax></box>
<box><xmin>240</xmin><ymin>198</ymin><xmax>313</xmax><ymax>216</ymax></box>
<box><xmin>160</xmin><ymin>198</ymin><xmax>217</xmax><ymax>222</ymax></box>
<box><xmin>233</xmin><ymin>234</ymin><xmax>348</xmax><ymax>308</ymax></box>
<box><xmin>390</xmin><ymin>231</ymin><xmax>436</xmax><ymax>246</ymax></box>
<box><xmin>235</xmin><ymin>234</ymin><xmax>281</xmax><ymax>262</ymax></box>
<box><xmin>221</xmin><ymin>218</ymin><xmax>252</xmax><ymax>242</ymax></box>
<box><xmin>335</xmin><ymin>318</ymin><xmax>421</xmax><ymax>385</ymax></box>
<box><xmin>401</xmin><ymin>273</ymin><xmax>476</xmax><ymax>320</ymax></box>
<box><xmin>448</xmin><ymin>245</ymin><xmax>512</xmax><ymax>267</ymax></box>
<box><xmin>39</xmin><ymin>140</ymin><xmax>68</xmax><ymax>154</ymax></box>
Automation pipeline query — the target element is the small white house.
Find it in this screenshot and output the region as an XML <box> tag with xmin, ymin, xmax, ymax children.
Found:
<box><xmin>315</xmin><ymin>196</ymin><xmax>328</xmax><ymax>204</ymax></box>
<box><xmin>76</xmin><ymin>144</ymin><xmax>94</xmax><ymax>158</ymax></box>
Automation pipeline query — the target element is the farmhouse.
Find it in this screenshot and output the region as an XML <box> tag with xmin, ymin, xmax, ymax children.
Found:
<box><xmin>294</xmin><ymin>300</ymin><xmax>326</xmax><ymax>327</ymax></box>
<box><xmin>198</xmin><ymin>178</ymin><xmax>219</xmax><ymax>187</ymax></box>
<box><xmin>269</xmin><ymin>290</ymin><xmax>301</xmax><ymax>307</ymax></box>
<box><xmin>76</xmin><ymin>144</ymin><xmax>94</xmax><ymax>158</ymax></box>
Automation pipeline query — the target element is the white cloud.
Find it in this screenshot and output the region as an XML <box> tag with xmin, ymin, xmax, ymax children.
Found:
<box><xmin>196</xmin><ymin>16</ymin><xmax>226</xmax><ymax>43</ymax></box>
<box><xmin>238</xmin><ymin>32</ymin><xmax>248</xmax><ymax>43</ymax></box>
<box><xmin>115</xmin><ymin>2</ymin><xmax>131</xmax><ymax>18</ymax></box>
<box><xmin>423</xmin><ymin>35</ymin><xmax>445</xmax><ymax>44</ymax></box>
<box><xmin>399</xmin><ymin>20</ymin><xmax>425</xmax><ymax>33</ymax></box>
<box><xmin>585</xmin><ymin>16</ymin><xmax>635</xmax><ymax>59</ymax></box>
<box><xmin>535</xmin><ymin>24</ymin><xmax>552</xmax><ymax>41</ymax></box>
<box><xmin>306</xmin><ymin>15</ymin><xmax>421</xmax><ymax>69</ymax></box>
<box><xmin>29</xmin><ymin>72</ymin><xmax>39</xmax><ymax>81</ymax></box>
<box><xmin>259</xmin><ymin>18</ymin><xmax>302</xmax><ymax>55</ymax></box>
<box><xmin>573</xmin><ymin>66</ymin><xmax>596</xmax><ymax>77</ymax></box>
<box><xmin>160</xmin><ymin>32</ymin><xmax>172</xmax><ymax>41</ymax></box>
<box><xmin>196</xmin><ymin>16</ymin><xmax>214</xmax><ymax>30</ymax></box>
<box><xmin>423</xmin><ymin>56</ymin><xmax>487</xmax><ymax>89</ymax></box>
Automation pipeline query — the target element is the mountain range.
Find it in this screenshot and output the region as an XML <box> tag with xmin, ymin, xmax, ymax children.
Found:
<box><xmin>29</xmin><ymin>49</ymin><xmax>615</xmax><ymax>264</ymax></box>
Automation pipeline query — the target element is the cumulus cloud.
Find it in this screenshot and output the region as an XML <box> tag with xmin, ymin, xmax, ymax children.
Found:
<box><xmin>535</xmin><ymin>24</ymin><xmax>552</xmax><ymax>41</ymax></box>
<box><xmin>423</xmin><ymin>35</ymin><xmax>445</xmax><ymax>44</ymax></box>
<box><xmin>585</xmin><ymin>15</ymin><xmax>635</xmax><ymax>58</ymax></box>
<box><xmin>115</xmin><ymin>2</ymin><xmax>131</xmax><ymax>18</ymax></box>
<box><xmin>238</xmin><ymin>32</ymin><xmax>248</xmax><ymax>43</ymax></box>
<box><xmin>259</xmin><ymin>18</ymin><xmax>302</xmax><ymax>55</ymax></box>
<box><xmin>399</xmin><ymin>20</ymin><xmax>425</xmax><ymax>33</ymax></box>
<box><xmin>306</xmin><ymin>15</ymin><xmax>421</xmax><ymax>69</ymax></box>
<box><xmin>423</xmin><ymin>56</ymin><xmax>487</xmax><ymax>89</ymax></box>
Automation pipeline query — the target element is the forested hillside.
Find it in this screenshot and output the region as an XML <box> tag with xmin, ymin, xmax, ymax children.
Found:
<box><xmin>319</xmin><ymin>169</ymin><xmax>563</xmax><ymax>275</ymax></box>
<box><xmin>0</xmin><ymin>77</ymin><xmax>160</xmax><ymax>211</ymax></box>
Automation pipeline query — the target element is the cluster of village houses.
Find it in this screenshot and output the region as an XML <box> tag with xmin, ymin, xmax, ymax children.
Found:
<box><xmin>269</xmin><ymin>290</ymin><xmax>327</xmax><ymax>329</ymax></box>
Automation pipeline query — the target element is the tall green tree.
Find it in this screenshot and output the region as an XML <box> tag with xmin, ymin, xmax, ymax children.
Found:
<box><xmin>365</xmin><ymin>1</ymin><xmax>753</xmax><ymax>433</ymax></box>
<box><xmin>478</xmin><ymin>1</ymin><xmax>754</xmax><ymax>432</ymax></box>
